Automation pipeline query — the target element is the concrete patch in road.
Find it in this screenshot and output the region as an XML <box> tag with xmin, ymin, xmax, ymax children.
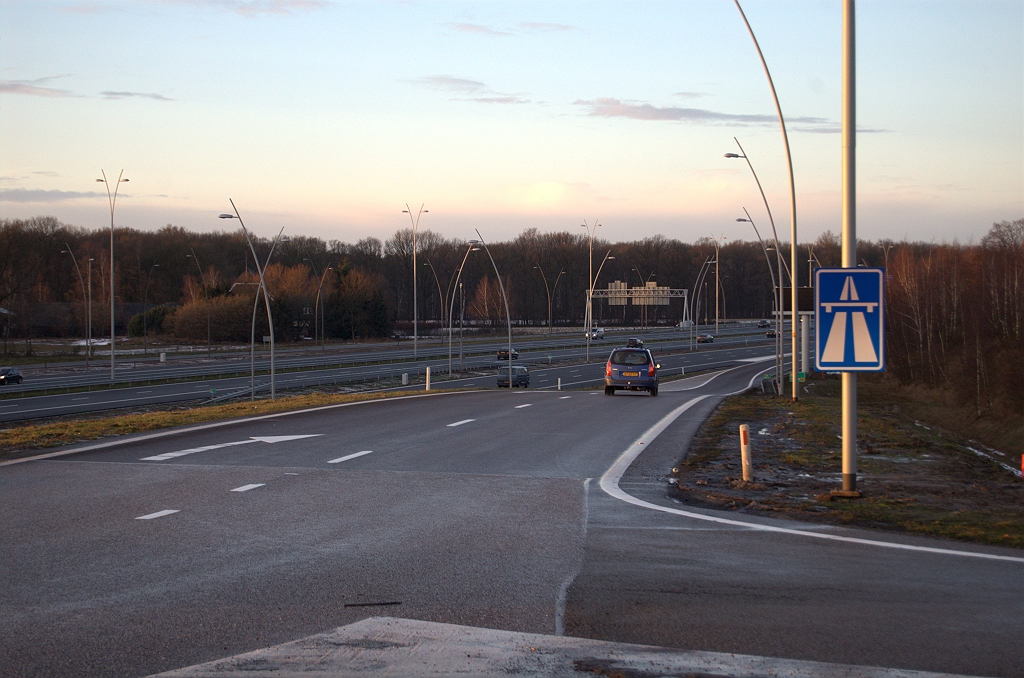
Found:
<box><xmin>148</xmin><ymin>616</ymin><xmax>980</xmax><ymax>677</ymax></box>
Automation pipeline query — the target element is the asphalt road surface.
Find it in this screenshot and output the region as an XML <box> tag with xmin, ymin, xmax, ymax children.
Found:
<box><xmin>0</xmin><ymin>331</ymin><xmax>788</xmax><ymax>422</ymax></box>
<box><xmin>3</xmin><ymin>360</ymin><xmax>1018</xmax><ymax>677</ymax></box>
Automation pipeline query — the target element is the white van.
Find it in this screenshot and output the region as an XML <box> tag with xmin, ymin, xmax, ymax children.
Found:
<box><xmin>585</xmin><ymin>327</ymin><xmax>605</xmax><ymax>339</ymax></box>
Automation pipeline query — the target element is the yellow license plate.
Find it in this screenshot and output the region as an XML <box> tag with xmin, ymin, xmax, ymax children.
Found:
<box><xmin>622</xmin><ymin>371</ymin><xmax>640</xmax><ymax>377</ymax></box>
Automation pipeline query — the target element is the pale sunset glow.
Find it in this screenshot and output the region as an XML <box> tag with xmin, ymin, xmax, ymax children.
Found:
<box><xmin>1</xmin><ymin>0</ymin><xmax>1021</xmax><ymax>243</ymax></box>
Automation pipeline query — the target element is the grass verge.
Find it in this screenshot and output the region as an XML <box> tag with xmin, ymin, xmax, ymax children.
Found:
<box><xmin>672</xmin><ymin>377</ymin><xmax>1024</xmax><ymax>549</ymax></box>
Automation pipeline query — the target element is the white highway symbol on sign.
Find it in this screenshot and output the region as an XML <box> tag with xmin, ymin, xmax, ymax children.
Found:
<box><xmin>142</xmin><ymin>435</ymin><xmax>323</xmax><ymax>461</ymax></box>
<box><xmin>815</xmin><ymin>268</ymin><xmax>885</xmax><ymax>372</ymax></box>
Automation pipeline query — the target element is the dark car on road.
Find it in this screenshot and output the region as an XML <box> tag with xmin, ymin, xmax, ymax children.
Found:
<box><xmin>757</xmin><ymin>320</ymin><xmax>771</xmax><ymax>328</ymax></box>
<box><xmin>765</xmin><ymin>330</ymin><xmax>778</xmax><ymax>338</ymax></box>
<box><xmin>0</xmin><ymin>368</ymin><xmax>23</xmax><ymax>385</ymax></box>
<box><xmin>604</xmin><ymin>347</ymin><xmax>659</xmax><ymax>396</ymax></box>
<box><xmin>626</xmin><ymin>337</ymin><xmax>644</xmax><ymax>348</ymax></box>
<box><xmin>497</xmin><ymin>366</ymin><xmax>530</xmax><ymax>388</ymax></box>
<box><xmin>696</xmin><ymin>334</ymin><xmax>714</xmax><ymax>343</ymax></box>
<box><xmin>496</xmin><ymin>348</ymin><xmax>519</xmax><ymax>360</ymax></box>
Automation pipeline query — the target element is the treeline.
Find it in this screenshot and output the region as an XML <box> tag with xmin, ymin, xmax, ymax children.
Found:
<box><xmin>1</xmin><ymin>216</ymin><xmax>1021</xmax><ymax>419</ymax></box>
<box><xmin>885</xmin><ymin>219</ymin><xmax>1023</xmax><ymax>421</ymax></box>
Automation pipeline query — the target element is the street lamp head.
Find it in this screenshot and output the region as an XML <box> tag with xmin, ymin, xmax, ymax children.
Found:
<box><xmin>469</xmin><ymin>239</ymin><xmax>480</xmax><ymax>244</ymax></box>
<box><xmin>95</xmin><ymin>178</ymin><xmax>104</xmax><ymax>183</ymax></box>
<box><xmin>280</xmin><ymin>237</ymin><xmax>291</xmax><ymax>243</ymax></box>
<box><xmin>724</xmin><ymin>153</ymin><xmax>744</xmax><ymax>159</ymax></box>
<box><xmin>186</xmin><ymin>254</ymin><xmax>194</xmax><ymax>259</ymax></box>
<box><xmin>736</xmin><ymin>218</ymin><xmax>749</xmax><ymax>223</ymax></box>
<box><xmin>120</xmin><ymin>178</ymin><xmax>129</xmax><ymax>183</ymax></box>
<box><xmin>153</xmin><ymin>263</ymin><xmax>160</xmax><ymax>268</ymax></box>
<box><xmin>218</xmin><ymin>214</ymin><xmax>235</xmax><ymax>219</ymax></box>
<box><xmin>607</xmin><ymin>256</ymin><xmax>616</xmax><ymax>260</ymax></box>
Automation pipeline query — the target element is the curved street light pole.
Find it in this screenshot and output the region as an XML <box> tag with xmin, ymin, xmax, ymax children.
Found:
<box><xmin>732</xmin><ymin>0</ymin><xmax>799</xmax><ymax>400</ymax></box>
<box><xmin>690</xmin><ymin>256</ymin><xmax>716</xmax><ymax>350</ymax></box>
<box><xmin>591</xmin><ymin>250</ymin><xmax>616</xmax><ymax>339</ymax></box>
<box><xmin>61</xmin><ymin>244</ymin><xmax>89</xmax><ymax>369</ymax></box>
<box><xmin>423</xmin><ymin>259</ymin><xmax>445</xmax><ymax>334</ymax></box>
<box><xmin>219</xmin><ymin>203</ymin><xmax>284</xmax><ymax>400</ymax></box>
<box><xmin>533</xmin><ymin>265</ymin><xmax>565</xmax><ymax>335</ymax></box>
<box><xmin>726</xmin><ymin>139</ymin><xmax>787</xmax><ymax>395</ymax></box>
<box><xmin>474</xmin><ymin>230</ymin><xmax>513</xmax><ymax>387</ymax></box>
<box><xmin>403</xmin><ymin>204</ymin><xmax>428</xmax><ymax>359</ymax></box>
<box><xmin>304</xmin><ymin>258</ymin><xmax>320</xmax><ymax>346</ymax></box>
<box><xmin>187</xmin><ymin>249</ymin><xmax>211</xmax><ymax>356</ymax></box>
<box><xmin>580</xmin><ymin>219</ymin><xmax>601</xmax><ymax>362</ymax></box>
<box><xmin>316</xmin><ymin>266</ymin><xmax>332</xmax><ymax>350</ymax></box>
<box><xmin>737</xmin><ymin>211</ymin><xmax>782</xmax><ymax>392</ymax></box>
<box><xmin>143</xmin><ymin>262</ymin><xmax>160</xmax><ymax>356</ymax></box>
<box><xmin>448</xmin><ymin>241</ymin><xmax>480</xmax><ymax>374</ymax></box>
<box><xmin>96</xmin><ymin>170</ymin><xmax>128</xmax><ymax>382</ymax></box>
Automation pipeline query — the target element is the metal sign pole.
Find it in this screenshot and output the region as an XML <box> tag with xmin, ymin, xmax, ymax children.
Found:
<box><xmin>840</xmin><ymin>0</ymin><xmax>859</xmax><ymax>495</ymax></box>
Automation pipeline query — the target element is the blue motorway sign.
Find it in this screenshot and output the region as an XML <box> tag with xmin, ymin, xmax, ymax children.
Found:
<box><xmin>815</xmin><ymin>268</ymin><xmax>885</xmax><ymax>372</ymax></box>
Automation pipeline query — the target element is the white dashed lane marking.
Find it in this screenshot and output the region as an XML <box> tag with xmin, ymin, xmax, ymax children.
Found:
<box><xmin>230</xmin><ymin>484</ymin><xmax>265</xmax><ymax>492</ymax></box>
<box><xmin>514</xmin><ymin>404</ymin><xmax>532</xmax><ymax>409</ymax></box>
<box><xmin>328</xmin><ymin>450</ymin><xmax>373</xmax><ymax>464</ymax></box>
<box><xmin>136</xmin><ymin>510</ymin><xmax>179</xmax><ymax>520</ymax></box>
<box><xmin>559</xmin><ymin>396</ymin><xmax>571</xmax><ymax>399</ymax></box>
<box><xmin>447</xmin><ymin>419</ymin><xmax>475</xmax><ymax>427</ymax></box>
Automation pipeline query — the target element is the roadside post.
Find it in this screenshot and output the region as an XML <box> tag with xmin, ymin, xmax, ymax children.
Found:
<box><xmin>557</xmin><ymin>377</ymin><xmax>561</xmax><ymax>391</ymax></box>
<box><xmin>740</xmin><ymin>424</ymin><xmax>752</xmax><ymax>481</ymax></box>
<box><xmin>425</xmin><ymin>367</ymin><xmax>431</xmax><ymax>391</ymax></box>
<box><xmin>402</xmin><ymin>373</ymin><xmax>409</xmax><ymax>386</ymax></box>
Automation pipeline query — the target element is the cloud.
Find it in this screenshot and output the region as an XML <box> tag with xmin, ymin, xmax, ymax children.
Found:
<box><xmin>574</xmin><ymin>97</ymin><xmax>852</xmax><ymax>132</ymax></box>
<box><xmin>673</xmin><ymin>91</ymin><xmax>708</xmax><ymax>100</ymax></box>
<box><xmin>519</xmin><ymin>22</ymin><xmax>574</xmax><ymax>32</ymax></box>
<box><xmin>446</xmin><ymin>22</ymin><xmax>510</xmax><ymax>36</ymax></box>
<box><xmin>100</xmin><ymin>90</ymin><xmax>174</xmax><ymax>101</ymax></box>
<box><xmin>414</xmin><ymin>75</ymin><xmax>530</xmax><ymax>105</ymax></box>
<box><xmin>415</xmin><ymin>76</ymin><xmax>487</xmax><ymax>94</ymax></box>
<box><xmin>0</xmin><ymin>189</ymin><xmax>108</xmax><ymax>203</ymax></box>
<box><xmin>0</xmin><ymin>77</ymin><xmax>81</xmax><ymax>98</ymax></box>
<box><xmin>62</xmin><ymin>1</ymin><xmax>326</xmax><ymax>17</ymax></box>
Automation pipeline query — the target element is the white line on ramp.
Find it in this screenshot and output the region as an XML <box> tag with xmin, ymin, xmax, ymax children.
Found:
<box><xmin>600</xmin><ymin>368</ymin><xmax>1024</xmax><ymax>564</ymax></box>
<box><xmin>447</xmin><ymin>419</ymin><xmax>475</xmax><ymax>427</ymax></box>
<box><xmin>136</xmin><ymin>510</ymin><xmax>179</xmax><ymax>520</ymax></box>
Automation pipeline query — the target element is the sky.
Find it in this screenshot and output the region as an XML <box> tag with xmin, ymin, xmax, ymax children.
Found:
<box><xmin>2</xmin><ymin>0</ymin><xmax>1022</xmax><ymax>246</ymax></box>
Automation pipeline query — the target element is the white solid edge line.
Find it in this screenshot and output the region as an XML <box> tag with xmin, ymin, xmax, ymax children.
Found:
<box><xmin>327</xmin><ymin>450</ymin><xmax>373</xmax><ymax>464</ymax></box>
<box><xmin>1</xmin><ymin>391</ymin><xmax>474</xmax><ymax>467</ymax></box>
<box><xmin>599</xmin><ymin>366</ymin><xmax>1024</xmax><ymax>564</ymax></box>
<box><xmin>446</xmin><ymin>419</ymin><xmax>475</xmax><ymax>427</ymax></box>
<box><xmin>230</xmin><ymin>483</ymin><xmax>265</xmax><ymax>492</ymax></box>
<box><xmin>136</xmin><ymin>509</ymin><xmax>179</xmax><ymax>520</ymax></box>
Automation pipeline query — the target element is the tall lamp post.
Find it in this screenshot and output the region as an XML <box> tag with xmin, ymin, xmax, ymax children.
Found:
<box><xmin>448</xmin><ymin>241</ymin><xmax>480</xmax><ymax>374</ymax></box>
<box><xmin>96</xmin><ymin>169</ymin><xmax>128</xmax><ymax>382</ymax></box>
<box><xmin>87</xmin><ymin>258</ymin><xmax>94</xmax><ymax>364</ymax></box>
<box><xmin>533</xmin><ymin>265</ymin><xmax>565</xmax><ymax>335</ymax></box>
<box><xmin>143</xmin><ymin>262</ymin><xmax>160</xmax><ymax>356</ymax></box>
<box><xmin>632</xmin><ymin>267</ymin><xmax>655</xmax><ymax>328</ymax></box>
<box><xmin>725</xmin><ymin>139</ymin><xmax>787</xmax><ymax>395</ymax></box>
<box><xmin>737</xmin><ymin>211</ymin><xmax>782</xmax><ymax>393</ymax></box>
<box><xmin>689</xmin><ymin>256</ymin><xmax>716</xmax><ymax>350</ymax></box>
<box><xmin>732</xmin><ymin>0</ymin><xmax>800</xmax><ymax>401</ymax></box>
<box><xmin>186</xmin><ymin>250</ymin><xmax>211</xmax><ymax>355</ymax></box>
<box><xmin>304</xmin><ymin>258</ymin><xmax>332</xmax><ymax>350</ymax></box>
<box><xmin>423</xmin><ymin>260</ymin><xmax>445</xmax><ymax>334</ymax></box>
<box><xmin>580</xmin><ymin>219</ymin><xmax>602</xmax><ymax>362</ymax></box>
<box><xmin>61</xmin><ymin>244</ymin><xmax>89</xmax><ymax>368</ymax></box>
<box><xmin>403</xmin><ymin>204</ymin><xmax>428</xmax><ymax>359</ymax></box>
<box><xmin>710</xmin><ymin>234</ymin><xmax>727</xmax><ymax>334</ymax></box>
<box><xmin>474</xmin><ymin>230</ymin><xmax>514</xmax><ymax>387</ymax></box>
<box><xmin>219</xmin><ymin>203</ymin><xmax>286</xmax><ymax>400</ymax></box>
<box><xmin>588</xmin><ymin>251</ymin><xmax>616</xmax><ymax>355</ymax></box>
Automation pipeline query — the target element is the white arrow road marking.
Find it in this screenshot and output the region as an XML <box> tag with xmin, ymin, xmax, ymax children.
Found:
<box><xmin>136</xmin><ymin>509</ymin><xmax>179</xmax><ymax>520</ymax></box>
<box><xmin>328</xmin><ymin>450</ymin><xmax>373</xmax><ymax>464</ymax></box>
<box><xmin>142</xmin><ymin>434</ymin><xmax>322</xmax><ymax>461</ymax></box>
<box><xmin>446</xmin><ymin>419</ymin><xmax>475</xmax><ymax>427</ymax></box>
<box><xmin>230</xmin><ymin>484</ymin><xmax>265</xmax><ymax>492</ymax></box>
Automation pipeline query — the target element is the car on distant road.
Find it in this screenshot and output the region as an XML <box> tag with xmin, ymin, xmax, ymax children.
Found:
<box><xmin>757</xmin><ymin>320</ymin><xmax>771</xmax><ymax>328</ymax></box>
<box><xmin>626</xmin><ymin>337</ymin><xmax>644</xmax><ymax>348</ymax></box>
<box><xmin>765</xmin><ymin>330</ymin><xmax>777</xmax><ymax>338</ymax></box>
<box><xmin>585</xmin><ymin>327</ymin><xmax>605</xmax><ymax>340</ymax></box>
<box><xmin>605</xmin><ymin>347</ymin><xmax>659</xmax><ymax>396</ymax></box>
<box><xmin>496</xmin><ymin>348</ymin><xmax>519</xmax><ymax>360</ymax></box>
<box><xmin>675</xmin><ymin>320</ymin><xmax>693</xmax><ymax>328</ymax></box>
<box><xmin>0</xmin><ymin>367</ymin><xmax>23</xmax><ymax>385</ymax></box>
<box><xmin>696</xmin><ymin>334</ymin><xmax>714</xmax><ymax>343</ymax></box>
<box><xmin>497</xmin><ymin>366</ymin><xmax>530</xmax><ymax>388</ymax></box>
